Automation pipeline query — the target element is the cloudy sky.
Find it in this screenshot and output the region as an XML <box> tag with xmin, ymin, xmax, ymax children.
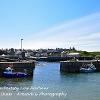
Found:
<box><xmin>0</xmin><ymin>0</ymin><xmax>100</xmax><ymax>51</ymax></box>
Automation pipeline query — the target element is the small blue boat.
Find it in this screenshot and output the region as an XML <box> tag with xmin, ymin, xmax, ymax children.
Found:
<box><xmin>80</xmin><ymin>63</ymin><xmax>96</xmax><ymax>73</ymax></box>
<box><xmin>3</xmin><ymin>67</ymin><xmax>28</xmax><ymax>78</ymax></box>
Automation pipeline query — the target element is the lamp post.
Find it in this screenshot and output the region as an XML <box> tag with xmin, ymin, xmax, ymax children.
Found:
<box><xmin>21</xmin><ymin>38</ymin><xmax>23</xmax><ymax>51</ymax></box>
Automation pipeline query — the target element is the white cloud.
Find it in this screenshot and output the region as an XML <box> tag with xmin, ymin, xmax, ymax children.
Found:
<box><xmin>23</xmin><ymin>12</ymin><xmax>100</xmax><ymax>51</ymax></box>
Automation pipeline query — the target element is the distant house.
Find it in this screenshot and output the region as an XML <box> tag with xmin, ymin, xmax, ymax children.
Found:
<box><xmin>25</xmin><ymin>52</ymin><xmax>31</xmax><ymax>57</ymax></box>
<box><xmin>67</xmin><ymin>53</ymin><xmax>80</xmax><ymax>57</ymax></box>
<box><xmin>41</xmin><ymin>52</ymin><xmax>48</xmax><ymax>57</ymax></box>
<box><xmin>61</xmin><ymin>51</ymin><xmax>67</xmax><ymax>57</ymax></box>
<box><xmin>15</xmin><ymin>50</ymin><xmax>22</xmax><ymax>58</ymax></box>
<box><xmin>35</xmin><ymin>53</ymin><xmax>41</xmax><ymax>57</ymax></box>
<box><xmin>48</xmin><ymin>51</ymin><xmax>61</xmax><ymax>57</ymax></box>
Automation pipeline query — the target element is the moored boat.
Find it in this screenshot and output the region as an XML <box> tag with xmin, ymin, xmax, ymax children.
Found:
<box><xmin>3</xmin><ymin>67</ymin><xmax>28</xmax><ymax>78</ymax></box>
<box><xmin>80</xmin><ymin>63</ymin><xmax>96</xmax><ymax>73</ymax></box>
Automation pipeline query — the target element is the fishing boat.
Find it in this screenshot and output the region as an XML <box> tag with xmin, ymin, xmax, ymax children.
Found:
<box><xmin>80</xmin><ymin>63</ymin><xmax>96</xmax><ymax>73</ymax></box>
<box><xmin>3</xmin><ymin>67</ymin><xmax>28</xmax><ymax>78</ymax></box>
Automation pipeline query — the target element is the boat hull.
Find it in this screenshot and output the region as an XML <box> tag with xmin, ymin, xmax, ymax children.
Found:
<box><xmin>3</xmin><ymin>72</ymin><xmax>28</xmax><ymax>78</ymax></box>
<box><xmin>80</xmin><ymin>67</ymin><xmax>96</xmax><ymax>73</ymax></box>
<box><xmin>80</xmin><ymin>69</ymin><xmax>96</xmax><ymax>73</ymax></box>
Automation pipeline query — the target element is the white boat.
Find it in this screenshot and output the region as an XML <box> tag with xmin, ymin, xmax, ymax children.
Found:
<box><xmin>3</xmin><ymin>67</ymin><xmax>28</xmax><ymax>78</ymax></box>
<box><xmin>80</xmin><ymin>63</ymin><xmax>96</xmax><ymax>73</ymax></box>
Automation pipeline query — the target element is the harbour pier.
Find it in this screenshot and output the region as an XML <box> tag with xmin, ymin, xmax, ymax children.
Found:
<box><xmin>60</xmin><ymin>60</ymin><xmax>100</xmax><ymax>73</ymax></box>
<box><xmin>0</xmin><ymin>61</ymin><xmax>35</xmax><ymax>77</ymax></box>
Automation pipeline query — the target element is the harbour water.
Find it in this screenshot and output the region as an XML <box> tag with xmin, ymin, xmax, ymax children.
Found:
<box><xmin>0</xmin><ymin>62</ymin><xmax>100</xmax><ymax>100</ymax></box>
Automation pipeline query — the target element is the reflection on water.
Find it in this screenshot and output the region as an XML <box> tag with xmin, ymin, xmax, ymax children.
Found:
<box><xmin>0</xmin><ymin>62</ymin><xmax>100</xmax><ymax>100</ymax></box>
<box><xmin>0</xmin><ymin>77</ymin><xmax>33</xmax><ymax>87</ymax></box>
